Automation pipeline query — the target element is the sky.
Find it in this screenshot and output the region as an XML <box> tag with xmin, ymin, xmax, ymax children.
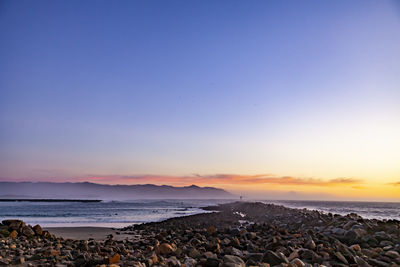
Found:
<box><xmin>1</xmin><ymin>0</ymin><xmax>400</xmax><ymax>201</ymax></box>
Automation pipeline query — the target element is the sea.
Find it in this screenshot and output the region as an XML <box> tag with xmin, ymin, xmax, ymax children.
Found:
<box><xmin>0</xmin><ymin>199</ymin><xmax>399</xmax><ymax>228</ymax></box>
<box><xmin>263</xmin><ymin>200</ymin><xmax>400</xmax><ymax>221</ymax></box>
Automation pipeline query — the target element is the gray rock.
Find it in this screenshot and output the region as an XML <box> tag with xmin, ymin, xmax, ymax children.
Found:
<box><xmin>205</xmin><ymin>258</ymin><xmax>220</xmax><ymax>267</ymax></box>
<box><xmin>368</xmin><ymin>258</ymin><xmax>390</xmax><ymax>267</ymax></box>
<box><xmin>385</xmin><ymin>250</ymin><xmax>400</xmax><ymax>258</ymax></box>
<box><xmin>21</xmin><ymin>226</ymin><xmax>35</xmax><ymax>237</ymax></box>
<box><xmin>305</xmin><ymin>238</ymin><xmax>316</xmax><ymax>250</ymax></box>
<box><xmin>263</xmin><ymin>250</ymin><xmax>288</xmax><ymax>265</ymax></box>
<box><xmin>334</xmin><ymin>251</ymin><xmax>348</xmax><ymax>265</ymax></box>
<box><xmin>354</xmin><ymin>256</ymin><xmax>372</xmax><ymax>267</ymax></box>
<box><xmin>222</xmin><ymin>255</ymin><xmax>245</xmax><ymax>267</ymax></box>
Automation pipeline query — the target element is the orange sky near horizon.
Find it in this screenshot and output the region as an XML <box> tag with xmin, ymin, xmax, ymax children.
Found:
<box><xmin>2</xmin><ymin>173</ymin><xmax>399</xmax><ymax>201</ymax></box>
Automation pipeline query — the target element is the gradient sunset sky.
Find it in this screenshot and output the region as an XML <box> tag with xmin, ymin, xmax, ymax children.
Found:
<box><xmin>1</xmin><ymin>0</ymin><xmax>399</xmax><ymax>200</ymax></box>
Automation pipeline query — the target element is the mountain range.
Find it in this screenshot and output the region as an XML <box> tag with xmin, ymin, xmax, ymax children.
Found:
<box><xmin>0</xmin><ymin>182</ymin><xmax>235</xmax><ymax>200</ymax></box>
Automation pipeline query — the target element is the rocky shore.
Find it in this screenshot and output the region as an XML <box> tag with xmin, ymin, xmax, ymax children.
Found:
<box><xmin>1</xmin><ymin>202</ymin><xmax>400</xmax><ymax>266</ymax></box>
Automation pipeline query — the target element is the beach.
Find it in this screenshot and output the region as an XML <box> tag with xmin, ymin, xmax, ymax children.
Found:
<box><xmin>44</xmin><ymin>227</ymin><xmax>132</xmax><ymax>241</ymax></box>
<box><xmin>1</xmin><ymin>201</ymin><xmax>400</xmax><ymax>266</ymax></box>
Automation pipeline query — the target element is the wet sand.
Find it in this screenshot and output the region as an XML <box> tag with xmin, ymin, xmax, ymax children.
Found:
<box><xmin>45</xmin><ymin>226</ymin><xmax>135</xmax><ymax>240</ymax></box>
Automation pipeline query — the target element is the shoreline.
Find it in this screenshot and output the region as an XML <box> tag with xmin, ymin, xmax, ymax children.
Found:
<box><xmin>44</xmin><ymin>226</ymin><xmax>135</xmax><ymax>241</ymax></box>
<box><xmin>1</xmin><ymin>201</ymin><xmax>400</xmax><ymax>266</ymax></box>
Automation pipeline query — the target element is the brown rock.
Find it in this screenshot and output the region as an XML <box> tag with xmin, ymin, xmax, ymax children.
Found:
<box><xmin>42</xmin><ymin>230</ymin><xmax>51</xmax><ymax>237</ymax></box>
<box><xmin>305</xmin><ymin>238</ymin><xmax>316</xmax><ymax>250</ymax></box>
<box><xmin>158</xmin><ymin>243</ymin><xmax>174</xmax><ymax>255</ymax></box>
<box><xmin>109</xmin><ymin>253</ymin><xmax>120</xmax><ymax>264</ymax></box>
<box><xmin>8</xmin><ymin>221</ymin><xmax>25</xmax><ymax>231</ymax></box>
<box><xmin>232</xmin><ymin>237</ymin><xmax>240</xmax><ymax>247</ymax></box>
<box><xmin>207</xmin><ymin>225</ymin><xmax>216</xmax><ymax>235</ymax></box>
<box><xmin>385</xmin><ymin>250</ymin><xmax>400</xmax><ymax>259</ymax></box>
<box><xmin>32</xmin><ymin>224</ymin><xmax>43</xmax><ymax>236</ymax></box>
<box><xmin>17</xmin><ymin>257</ymin><xmax>25</xmax><ymax>264</ymax></box>
<box><xmin>46</xmin><ymin>249</ymin><xmax>60</xmax><ymax>256</ymax></box>
<box><xmin>22</xmin><ymin>226</ymin><xmax>35</xmax><ymax>237</ymax></box>
<box><xmin>2</xmin><ymin>219</ymin><xmax>23</xmax><ymax>226</ymax></box>
<box><xmin>349</xmin><ymin>244</ymin><xmax>361</xmax><ymax>251</ymax></box>
<box><xmin>9</xmin><ymin>230</ymin><xmax>18</xmax><ymax>239</ymax></box>
<box><xmin>288</xmin><ymin>250</ymin><xmax>299</xmax><ymax>261</ymax></box>
<box><xmin>189</xmin><ymin>248</ymin><xmax>201</xmax><ymax>258</ymax></box>
<box><xmin>290</xmin><ymin>258</ymin><xmax>305</xmax><ymax>267</ymax></box>
<box><xmin>334</xmin><ymin>252</ymin><xmax>348</xmax><ymax>265</ymax></box>
<box><xmin>354</xmin><ymin>256</ymin><xmax>372</xmax><ymax>267</ymax></box>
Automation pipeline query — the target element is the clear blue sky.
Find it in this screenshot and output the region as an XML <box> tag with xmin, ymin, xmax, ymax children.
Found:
<box><xmin>1</xmin><ymin>1</ymin><xmax>400</xmax><ymax>199</ymax></box>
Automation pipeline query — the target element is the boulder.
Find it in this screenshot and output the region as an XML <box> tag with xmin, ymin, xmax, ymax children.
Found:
<box><xmin>2</xmin><ymin>219</ymin><xmax>23</xmax><ymax>226</ymax></box>
<box><xmin>22</xmin><ymin>226</ymin><xmax>35</xmax><ymax>237</ymax></box>
<box><xmin>305</xmin><ymin>238</ymin><xmax>316</xmax><ymax>250</ymax></box>
<box><xmin>9</xmin><ymin>230</ymin><xmax>18</xmax><ymax>238</ymax></box>
<box><xmin>108</xmin><ymin>253</ymin><xmax>120</xmax><ymax>264</ymax></box>
<box><xmin>157</xmin><ymin>243</ymin><xmax>174</xmax><ymax>255</ymax></box>
<box><xmin>290</xmin><ymin>258</ymin><xmax>305</xmax><ymax>267</ymax></box>
<box><xmin>222</xmin><ymin>255</ymin><xmax>245</xmax><ymax>267</ymax></box>
<box><xmin>205</xmin><ymin>258</ymin><xmax>220</xmax><ymax>267</ymax></box>
<box><xmin>207</xmin><ymin>225</ymin><xmax>216</xmax><ymax>235</ymax></box>
<box><xmin>33</xmin><ymin>225</ymin><xmax>43</xmax><ymax>236</ymax></box>
<box><xmin>263</xmin><ymin>250</ymin><xmax>288</xmax><ymax>265</ymax></box>
<box><xmin>4</xmin><ymin>220</ymin><xmax>25</xmax><ymax>231</ymax></box>
<box><xmin>334</xmin><ymin>252</ymin><xmax>348</xmax><ymax>265</ymax></box>
<box><xmin>385</xmin><ymin>250</ymin><xmax>400</xmax><ymax>259</ymax></box>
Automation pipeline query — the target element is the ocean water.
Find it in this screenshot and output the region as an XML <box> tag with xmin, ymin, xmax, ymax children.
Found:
<box><xmin>264</xmin><ymin>200</ymin><xmax>400</xmax><ymax>221</ymax></box>
<box><xmin>1</xmin><ymin>199</ymin><xmax>399</xmax><ymax>228</ymax></box>
<box><xmin>0</xmin><ymin>199</ymin><xmax>232</xmax><ymax>228</ymax></box>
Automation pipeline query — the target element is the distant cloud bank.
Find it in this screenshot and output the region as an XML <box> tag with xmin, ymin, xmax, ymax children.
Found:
<box><xmin>0</xmin><ymin>173</ymin><xmax>363</xmax><ymax>187</ymax></box>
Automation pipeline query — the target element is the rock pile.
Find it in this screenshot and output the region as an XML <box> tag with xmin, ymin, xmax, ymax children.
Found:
<box><xmin>0</xmin><ymin>219</ymin><xmax>51</xmax><ymax>239</ymax></box>
<box><xmin>0</xmin><ymin>202</ymin><xmax>399</xmax><ymax>266</ymax></box>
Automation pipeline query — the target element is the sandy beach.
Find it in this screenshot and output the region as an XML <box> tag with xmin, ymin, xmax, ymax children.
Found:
<box><xmin>44</xmin><ymin>227</ymin><xmax>134</xmax><ymax>241</ymax></box>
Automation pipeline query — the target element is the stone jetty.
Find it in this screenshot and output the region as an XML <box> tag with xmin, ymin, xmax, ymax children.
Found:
<box><xmin>0</xmin><ymin>202</ymin><xmax>399</xmax><ymax>266</ymax></box>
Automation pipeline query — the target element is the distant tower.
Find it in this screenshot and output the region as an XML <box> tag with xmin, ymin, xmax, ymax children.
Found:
<box><xmin>240</xmin><ymin>195</ymin><xmax>243</xmax><ymax>201</ymax></box>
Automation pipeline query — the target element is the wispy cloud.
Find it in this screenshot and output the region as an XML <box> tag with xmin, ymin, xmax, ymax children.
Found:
<box><xmin>69</xmin><ymin>173</ymin><xmax>363</xmax><ymax>187</ymax></box>
<box><xmin>388</xmin><ymin>181</ymin><xmax>400</xmax><ymax>186</ymax></box>
<box><xmin>0</xmin><ymin>173</ymin><xmax>364</xmax><ymax>187</ymax></box>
